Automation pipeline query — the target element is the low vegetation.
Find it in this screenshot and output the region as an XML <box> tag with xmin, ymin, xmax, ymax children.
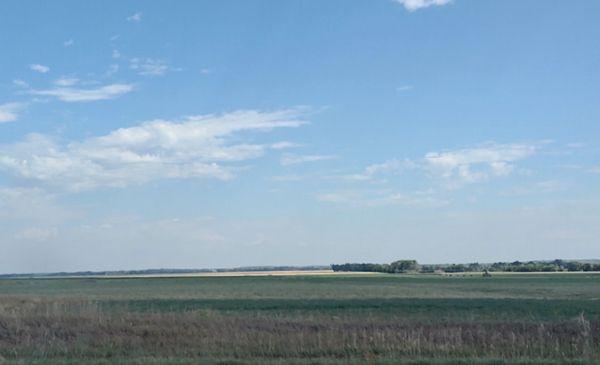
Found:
<box><xmin>1</xmin><ymin>274</ymin><xmax>599</xmax><ymax>364</ymax></box>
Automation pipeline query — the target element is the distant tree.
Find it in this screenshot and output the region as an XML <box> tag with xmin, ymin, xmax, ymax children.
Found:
<box><xmin>389</xmin><ymin>260</ymin><xmax>419</xmax><ymax>273</ymax></box>
<box><xmin>419</xmin><ymin>265</ymin><xmax>436</xmax><ymax>273</ymax></box>
<box><xmin>444</xmin><ymin>264</ymin><xmax>467</xmax><ymax>273</ymax></box>
<box><xmin>565</xmin><ymin>261</ymin><xmax>583</xmax><ymax>272</ymax></box>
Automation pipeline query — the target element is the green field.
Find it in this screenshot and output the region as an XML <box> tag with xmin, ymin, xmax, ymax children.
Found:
<box><xmin>1</xmin><ymin>273</ymin><xmax>599</xmax><ymax>364</ymax></box>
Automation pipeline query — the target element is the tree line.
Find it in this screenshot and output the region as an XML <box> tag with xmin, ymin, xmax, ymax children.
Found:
<box><xmin>331</xmin><ymin>259</ymin><xmax>600</xmax><ymax>274</ymax></box>
<box><xmin>331</xmin><ymin>260</ymin><xmax>419</xmax><ymax>273</ymax></box>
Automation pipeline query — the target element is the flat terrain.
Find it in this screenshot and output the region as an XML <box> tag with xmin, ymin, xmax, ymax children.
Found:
<box><xmin>1</xmin><ymin>273</ymin><xmax>599</xmax><ymax>364</ymax></box>
<box><xmin>26</xmin><ymin>269</ymin><xmax>366</xmax><ymax>279</ymax></box>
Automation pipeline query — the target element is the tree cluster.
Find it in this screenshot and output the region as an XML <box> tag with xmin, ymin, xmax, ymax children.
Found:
<box><xmin>331</xmin><ymin>260</ymin><xmax>419</xmax><ymax>273</ymax></box>
<box><xmin>331</xmin><ymin>259</ymin><xmax>600</xmax><ymax>274</ymax></box>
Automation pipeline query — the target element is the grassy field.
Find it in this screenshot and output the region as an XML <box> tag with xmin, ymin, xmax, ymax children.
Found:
<box><xmin>1</xmin><ymin>273</ymin><xmax>599</xmax><ymax>364</ymax></box>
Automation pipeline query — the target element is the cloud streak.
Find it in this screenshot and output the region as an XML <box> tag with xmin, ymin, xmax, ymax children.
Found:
<box><xmin>342</xmin><ymin>159</ymin><xmax>415</xmax><ymax>181</ymax></box>
<box><xmin>321</xmin><ymin>142</ymin><xmax>542</xmax><ymax>206</ymax></box>
<box><xmin>316</xmin><ymin>189</ymin><xmax>449</xmax><ymax>208</ymax></box>
<box><xmin>394</xmin><ymin>0</ymin><xmax>452</xmax><ymax>11</ymax></box>
<box><xmin>0</xmin><ymin>103</ymin><xmax>25</xmax><ymax>123</ymax></box>
<box><xmin>30</xmin><ymin>64</ymin><xmax>50</xmax><ymax>73</ymax></box>
<box><xmin>281</xmin><ymin>154</ymin><xmax>337</xmax><ymax>166</ymax></box>
<box><xmin>29</xmin><ymin>84</ymin><xmax>134</xmax><ymax>102</ymax></box>
<box><xmin>126</xmin><ymin>12</ymin><xmax>142</xmax><ymax>22</ymax></box>
<box><xmin>53</xmin><ymin>77</ymin><xmax>79</xmax><ymax>87</ymax></box>
<box><xmin>0</xmin><ymin>109</ymin><xmax>308</xmax><ymax>191</ymax></box>
<box><xmin>130</xmin><ymin>58</ymin><xmax>170</xmax><ymax>76</ymax></box>
<box><xmin>424</xmin><ymin>142</ymin><xmax>537</xmax><ymax>184</ymax></box>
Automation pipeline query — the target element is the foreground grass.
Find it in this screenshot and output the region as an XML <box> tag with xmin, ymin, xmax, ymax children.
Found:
<box><xmin>1</xmin><ymin>274</ymin><xmax>599</xmax><ymax>364</ymax></box>
<box><xmin>3</xmin><ymin>357</ymin><xmax>600</xmax><ymax>365</ymax></box>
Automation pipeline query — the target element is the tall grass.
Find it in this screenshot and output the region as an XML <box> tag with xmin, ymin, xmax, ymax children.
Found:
<box><xmin>0</xmin><ymin>298</ymin><xmax>598</xmax><ymax>363</ymax></box>
<box><xmin>2</xmin><ymin>275</ymin><xmax>600</xmax><ymax>364</ymax></box>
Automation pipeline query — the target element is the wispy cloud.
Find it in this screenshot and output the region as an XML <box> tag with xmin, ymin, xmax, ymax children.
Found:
<box><xmin>126</xmin><ymin>12</ymin><xmax>142</xmax><ymax>22</ymax></box>
<box><xmin>424</xmin><ymin>142</ymin><xmax>537</xmax><ymax>184</ymax></box>
<box><xmin>0</xmin><ymin>109</ymin><xmax>308</xmax><ymax>191</ymax></box>
<box><xmin>53</xmin><ymin>77</ymin><xmax>79</xmax><ymax>87</ymax></box>
<box><xmin>0</xmin><ymin>187</ymin><xmax>79</xmax><ymax>223</ymax></box>
<box><xmin>270</xmin><ymin>175</ymin><xmax>304</xmax><ymax>182</ymax></box>
<box><xmin>112</xmin><ymin>49</ymin><xmax>121</xmax><ymax>59</ymax></box>
<box><xmin>0</xmin><ymin>103</ymin><xmax>25</xmax><ymax>123</ymax></box>
<box><xmin>396</xmin><ymin>85</ymin><xmax>413</xmax><ymax>92</ymax></box>
<box><xmin>270</xmin><ymin>141</ymin><xmax>302</xmax><ymax>150</ymax></box>
<box><xmin>105</xmin><ymin>64</ymin><xmax>120</xmax><ymax>77</ymax></box>
<box><xmin>566</xmin><ymin>142</ymin><xmax>585</xmax><ymax>149</ymax></box>
<box><xmin>130</xmin><ymin>58</ymin><xmax>170</xmax><ymax>76</ymax></box>
<box><xmin>200</xmin><ymin>68</ymin><xmax>211</xmax><ymax>75</ymax></box>
<box><xmin>13</xmin><ymin>79</ymin><xmax>29</xmax><ymax>88</ymax></box>
<box><xmin>30</xmin><ymin>64</ymin><xmax>50</xmax><ymax>73</ymax></box>
<box><xmin>315</xmin><ymin>191</ymin><xmax>358</xmax><ymax>204</ymax></box>
<box><xmin>281</xmin><ymin>154</ymin><xmax>337</xmax><ymax>166</ymax></box>
<box><xmin>589</xmin><ymin>167</ymin><xmax>600</xmax><ymax>174</ymax></box>
<box><xmin>328</xmin><ymin>141</ymin><xmax>542</xmax><ymax>205</ymax></box>
<box><xmin>316</xmin><ymin>189</ymin><xmax>449</xmax><ymax>208</ymax></box>
<box><xmin>394</xmin><ymin>0</ymin><xmax>452</xmax><ymax>11</ymax></box>
<box><xmin>341</xmin><ymin>159</ymin><xmax>415</xmax><ymax>181</ymax></box>
<box><xmin>500</xmin><ymin>180</ymin><xmax>566</xmax><ymax>197</ymax></box>
<box><xmin>29</xmin><ymin>84</ymin><xmax>134</xmax><ymax>102</ymax></box>
<box><xmin>63</xmin><ymin>39</ymin><xmax>74</xmax><ymax>47</ymax></box>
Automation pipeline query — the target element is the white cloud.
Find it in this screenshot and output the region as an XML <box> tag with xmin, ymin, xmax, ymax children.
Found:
<box><xmin>342</xmin><ymin>159</ymin><xmax>415</xmax><ymax>181</ymax></box>
<box><xmin>270</xmin><ymin>141</ymin><xmax>302</xmax><ymax>150</ymax></box>
<box><xmin>130</xmin><ymin>58</ymin><xmax>169</xmax><ymax>76</ymax></box>
<box><xmin>0</xmin><ymin>103</ymin><xmax>25</xmax><ymax>123</ymax></box>
<box><xmin>112</xmin><ymin>49</ymin><xmax>121</xmax><ymax>59</ymax></box>
<box><xmin>424</xmin><ymin>142</ymin><xmax>537</xmax><ymax>184</ymax></box>
<box><xmin>327</xmin><ymin>142</ymin><xmax>540</xmax><ymax>204</ymax></box>
<box><xmin>0</xmin><ymin>109</ymin><xmax>308</xmax><ymax>191</ymax></box>
<box><xmin>53</xmin><ymin>77</ymin><xmax>79</xmax><ymax>87</ymax></box>
<box><xmin>281</xmin><ymin>154</ymin><xmax>337</xmax><ymax>166</ymax></box>
<box><xmin>200</xmin><ymin>68</ymin><xmax>211</xmax><ymax>75</ymax></box>
<box><xmin>394</xmin><ymin>0</ymin><xmax>452</xmax><ymax>11</ymax></box>
<box><xmin>63</xmin><ymin>39</ymin><xmax>74</xmax><ymax>47</ymax></box>
<box><xmin>126</xmin><ymin>12</ymin><xmax>142</xmax><ymax>22</ymax></box>
<box><xmin>13</xmin><ymin>79</ymin><xmax>29</xmax><ymax>88</ymax></box>
<box><xmin>271</xmin><ymin>175</ymin><xmax>304</xmax><ymax>182</ymax></box>
<box><xmin>29</xmin><ymin>83</ymin><xmax>134</xmax><ymax>102</ymax></box>
<box><xmin>316</xmin><ymin>191</ymin><xmax>356</xmax><ymax>204</ymax></box>
<box><xmin>30</xmin><ymin>64</ymin><xmax>50</xmax><ymax>73</ymax></box>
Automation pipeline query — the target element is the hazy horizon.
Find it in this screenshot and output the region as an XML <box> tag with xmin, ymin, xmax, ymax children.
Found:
<box><xmin>1</xmin><ymin>0</ymin><xmax>599</xmax><ymax>274</ymax></box>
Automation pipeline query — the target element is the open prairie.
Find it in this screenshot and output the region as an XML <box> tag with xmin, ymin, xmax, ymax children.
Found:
<box><xmin>1</xmin><ymin>273</ymin><xmax>600</xmax><ymax>364</ymax></box>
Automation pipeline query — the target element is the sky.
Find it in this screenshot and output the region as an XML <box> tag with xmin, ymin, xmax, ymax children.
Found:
<box><xmin>1</xmin><ymin>0</ymin><xmax>599</xmax><ymax>274</ymax></box>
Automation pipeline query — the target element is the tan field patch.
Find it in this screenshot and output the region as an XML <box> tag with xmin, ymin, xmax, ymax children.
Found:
<box><xmin>35</xmin><ymin>270</ymin><xmax>383</xmax><ymax>279</ymax></box>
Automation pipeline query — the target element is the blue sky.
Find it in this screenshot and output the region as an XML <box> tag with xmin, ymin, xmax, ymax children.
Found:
<box><xmin>1</xmin><ymin>0</ymin><xmax>599</xmax><ymax>273</ymax></box>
